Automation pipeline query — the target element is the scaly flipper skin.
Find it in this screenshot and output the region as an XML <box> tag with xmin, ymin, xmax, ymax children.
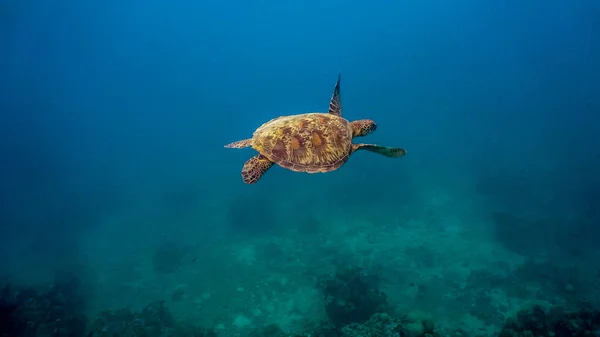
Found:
<box><xmin>328</xmin><ymin>74</ymin><xmax>342</xmax><ymax>116</ymax></box>
<box><xmin>225</xmin><ymin>139</ymin><xmax>253</xmax><ymax>148</ymax></box>
<box><xmin>241</xmin><ymin>154</ymin><xmax>274</xmax><ymax>184</ymax></box>
<box><xmin>352</xmin><ymin>144</ymin><xmax>407</xmax><ymax>158</ymax></box>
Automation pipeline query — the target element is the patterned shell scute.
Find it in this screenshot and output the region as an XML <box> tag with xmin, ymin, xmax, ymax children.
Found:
<box><xmin>252</xmin><ymin>113</ymin><xmax>353</xmax><ymax>173</ymax></box>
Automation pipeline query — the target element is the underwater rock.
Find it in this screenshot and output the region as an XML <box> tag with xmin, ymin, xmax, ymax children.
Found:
<box><xmin>0</xmin><ymin>285</ymin><xmax>24</xmax><ymax>336</ymax></box>
<box><xmin>320</xmin><ymin>266</ymin><xmax>389</xmax><ymax>327</ymax></box>
<box><xmin>0</xmin><ymin>281</ymin><xmax>217</xmax><ymax>337</ymax></box>
<box><xmin>286</xmin><ymin>321</ymin><xmax>340</xmax><ymax>337</ymax></box>
<box><xmin>340</xmin><ymin>312</ymin><xmax>438</xmax><ymax>337</ymax></box>
<box><xmin>499</xmin><ymin>305</ymin><xmax>600</xmax><ymax>337</ymax></box>
<box><xmin>248</xmin><ymin>323</ymin><xmax>287</xmax><ymax>337</ymax></box>
<box><xmin>6</xmin><ymin>275</ymin><xmax>600</xmax><ymax>337</ymax></box>
<box><xmin>0</xmin><ymin>282</ymin><xmax>87</xmax><ymax>337</ymax></box>
<box><xmin>87</xmin><ymin>300</ymin><xmax>217</xmax><ymax>337</ymax></box>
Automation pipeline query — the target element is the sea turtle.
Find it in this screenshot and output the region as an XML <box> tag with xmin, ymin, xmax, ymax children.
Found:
<box><xmin>225</xmin><ymin>74</ymin><xmax>407</xmax><ymax>184</ymax></box>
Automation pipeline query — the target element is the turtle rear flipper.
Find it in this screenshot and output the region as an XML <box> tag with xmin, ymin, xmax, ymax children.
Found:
<box><xmin>242</xmin><ymin>154</ymin><xmax>274</xmax><ymax>184</ymax></box>
<box><xmin>327</xmin><ymin>74</ymin><xmax>342</xmax><ymax>117</ymax></box>
<box><xmin>225</xmin><ymin>139</ymin><xmax>252</xmax><ymax>148</ymax></box>
<box><xmin>352</xmin><ymin>144</ymin><xmax>407</xmax><ymax>158</ymax></box>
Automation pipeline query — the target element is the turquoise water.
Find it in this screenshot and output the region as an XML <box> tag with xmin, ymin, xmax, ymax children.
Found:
<box><xmin>1</xmin><ymin>1</ymin><xmax>599</xmax><ymax>336</ymax></box>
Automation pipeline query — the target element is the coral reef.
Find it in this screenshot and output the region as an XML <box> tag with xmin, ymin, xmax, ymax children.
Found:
<box><xmin>2</xmin><ymin>273</ymin><xmax>600</xmax><ymax>337</ymax></box>
<box><xmin>340</xmin><ymin>312</ymin><xmax>437</xmax><ymax>337</ymax></box>
<box><xmin>0</xmin><ymin>283</ymin><xmax>87</xmax><ymax>337</ymax></box>
<box><xmin>499</xmin><ymin>305</ymin><xmax>600</xmax><ymax>337</ymax></box>
<box><xmin>87</xmin><ymin>300</ymin><xmax>216</xmax><ymax>337</ymax></box>
<box><xmin>248</xmin><ymin>324</ymin><xmax>287</xmax><ymax>337</ymax></box>
<box><xmin>0</xmin><ymin>283</ymin><xmax>215</xmax><ymax>337</ymax></box>
<box><xmin>320</xmin><ymin>266</ymin><xmax>389</xmax><ymax>327</ymax></box>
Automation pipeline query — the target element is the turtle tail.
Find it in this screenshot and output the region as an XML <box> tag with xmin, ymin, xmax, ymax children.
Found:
<box><xmin>225</xmin><ymin>139</ymin><xmax>253</xmax><ymax>148</ymax></box>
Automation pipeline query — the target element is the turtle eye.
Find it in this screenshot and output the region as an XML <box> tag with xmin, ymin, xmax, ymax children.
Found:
<box><xmin>365</xmin><ymin>122</ymin><xmax>376</xmax><ymax>134</ymax></box>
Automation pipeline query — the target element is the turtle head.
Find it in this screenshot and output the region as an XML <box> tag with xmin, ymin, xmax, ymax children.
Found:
<box><xmin>351</xmin><ymin>119</ymin><xmax>377</xmax><ymax>137</ymax></box>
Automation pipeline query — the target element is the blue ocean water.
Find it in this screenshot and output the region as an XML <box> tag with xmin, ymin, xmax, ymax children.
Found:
<box><xmin>1</xmin><ymin>0</ymin><xmax>599</xmax><ymax>336</ymax></box>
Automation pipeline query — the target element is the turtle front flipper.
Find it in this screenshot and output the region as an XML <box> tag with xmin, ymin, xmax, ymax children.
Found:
<box><xmin>352</xmin><ymin>144</ymin><xmax>407</xmax><ymax>158</ymax></box>
<box><xmin>242</xmin><ymin>154</ymin><xmax>274</xmax><ymax>184</ymax></box>
<box><xmin>225</xmin><ymin>139</ymin><xmax>252</xmax><ymax>148</ymax></box>
<box><xmin>328</xmin><ymin>74</ymin><xmax>342</xmax><ymax>116</ymax></box>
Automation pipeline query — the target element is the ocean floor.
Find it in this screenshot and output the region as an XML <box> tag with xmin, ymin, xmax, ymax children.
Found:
<box><xmin>71</xmin><ymin>177</ymin><xmax>600</xmax><ymax>337</ymax></box>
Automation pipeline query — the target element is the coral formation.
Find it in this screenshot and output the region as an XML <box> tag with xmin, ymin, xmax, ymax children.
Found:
<box><xmin>87</xmin><ymin>300</ymin><xmax>216</xmax><ymax>337</ymax></box>
<box><xmin>248</xmin><ymin>324</ymin><xmax>287</xmax><ymax>337</ymax></box>
<box><xmin>340</xmin><ymin>312</ymin><xmax>437</xmax><ymax>337</ymax></box>
<box><xmin>499</xmin><ymin>305</ymin><xmax>600</xmax><ymax>337</ymax></box>
<box><xmin>320</xmin><ymin>266</ymin><xmax>389</xmax><ymax>327</ymax></box>
<box><xmin>0</xmin><ymin>283</ymin><xmax>215</xmax><ymax>337</ymax></box>
<box><xmin>0</xmin><ymin>283</ymin><xmax>87</xmax><ymax>337</ymax></box>
<box><xmin>2</xmin><ymin>272</ymin><xmax>600</xmax><ymax>337</ymax></box>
